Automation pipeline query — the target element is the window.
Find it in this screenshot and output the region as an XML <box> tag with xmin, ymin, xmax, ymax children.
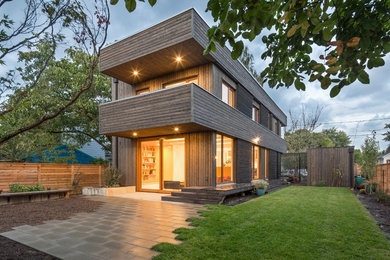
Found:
<box><xmin>252</xmin><ymin>145</ymin><xmax>261</xmax><ymax>179</ymax></box>
<box><xmin>273</xmin><ymin>117</ymin><xmax>278</xmax><ymax>134</ymax></box>
<box><xmin>222</xmin><ymin>82</ymin><xmax>235</xmax><ymax>107</ymax></box>
<box><xmin>252</xmin><ymin>102</ymin><xmax>260</xmax><ymax>123</ymax></box>
<box><xmin>136</xmin><ymin>88</ymin><xmax>150</xmax><ymax>95</ymax></box>
<box><xmin>268</xmin><ymin>112</ymin><xmax>272</xmax><ymax>130</ymax></box>
<box><xmin>264</xmin><ymin>149</ymin><xmax>269</xmax><ymax>180</ymax></box>
<box><xmin>216</xmin><ymin>134</ymin><xmax>234</xmax><ymax>184</ymax></box>
<box><xmin>163</xmin><ymin>76</ymin><xmax>198</xmax><ymax>88</ymax></box>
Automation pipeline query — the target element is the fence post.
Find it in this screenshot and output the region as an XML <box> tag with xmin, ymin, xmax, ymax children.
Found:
<box><xmin>98</xmin><ymin>165</ymin><xmax>102</xmax><ymax>186</ymax></box>
<box><xmin>37</xmin><ymin>163</ymin><xmax>41</xmax><ymax>184</ymax></box>
<box><xmin>71</xmin><ymin>164</ymin><xmax>75</xmax><ymax>190</ymax></box>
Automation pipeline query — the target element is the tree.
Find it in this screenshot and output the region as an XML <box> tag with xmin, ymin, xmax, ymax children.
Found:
<box><xmin>322</xmin><ymin>127</ymin><xmax>351</xmax><ymax>147</ymax></box>
<box><xmin>354</xmin><ymin>149</ymin><xmax>362</xmax><ymax>165</ymax></box>
<box><xmin>384</xmin><ymin>123</ymin><xmax>390</xmax><ymax>142</ymax></box>
<box><xmin>288</xmin><ymin>105</ymin><xmax>323</xmax><ymax>132</ymax></box>
<box><xmin>115</xmin><ymin>0</ymin><xmax>390</xmax><ymax>97</ymax></box>
<box><xmin>0</xmin><ymin>46</ymin><xmax>111</xmax><ymax>161</ymax></box>
<box><xmin>0</xmin><ymin>0</ymin><xmax>110</xmax><ymax>147</ymax></box>
<box><xmin>360</xmin><ymin>132</ymin><xmax>379</xmax><ymax>180</ymax></box>
<box><xmin>239</xmin><ymin>46</ymin><xmax>262</xmax><ymax>84</ymax></box>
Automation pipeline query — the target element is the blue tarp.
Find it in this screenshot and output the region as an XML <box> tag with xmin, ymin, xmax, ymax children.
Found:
<box><xmin>25</xmin><ymin>144</ymin><xmax>96</xmax><ymax>164</ymax></box>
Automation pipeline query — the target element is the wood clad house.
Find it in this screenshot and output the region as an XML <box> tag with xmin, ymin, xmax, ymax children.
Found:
<box><xmin>99</xmin><ymin>9</ymin><xmax>287</xmax><ymax>193</ymax></box>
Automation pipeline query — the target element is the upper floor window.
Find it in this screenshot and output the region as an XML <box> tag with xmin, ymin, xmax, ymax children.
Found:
<box><xmin>273</xmin><ymin>117</ymin><xmax>278</xmax><ymax>134</ymax></box>
<box><xmin>136</xmin><ymin>87</ymin><xmax>150</xmax><ymax>95</ymax></box>
<box><xmin>268</xmin><ymin>112</ymin><xmax>272</xmax><ymax>130</ymax></box>
<box><xmin>222</xmin><ymin>81</ymin><xmax>235</xmax><ymax>107</ymax></box>
<box><xmin>163</xmin><ymin>76</ymin><xmax>198</xmax><ymax>88</ymax></box>
<box><xmin>252</xmin><ymin>102</ymin><xmax>260</xmax><ymax>123</ymax></box>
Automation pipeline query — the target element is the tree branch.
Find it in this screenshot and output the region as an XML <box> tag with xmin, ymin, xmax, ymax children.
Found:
<box><xmin>49</xmin><ymin>129</ymin><xmax>110</xmax><ymax>151</ymax></box>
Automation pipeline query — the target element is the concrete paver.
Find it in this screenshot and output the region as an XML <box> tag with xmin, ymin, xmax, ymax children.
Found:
<box><xmin>1</xmin><ymin>194</ymin><xmax>203</xmax><ymax>259</ymax></box>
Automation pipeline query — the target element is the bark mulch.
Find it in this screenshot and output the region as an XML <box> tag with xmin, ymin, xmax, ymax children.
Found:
<box><xmin>356</xmin><ymin>192</ymin><xmax>390</xmax><ymax>240</ymax></box>
<box><xmin>0</xmin><ymin>196</ymin><xmax>104</xmax><ymax>260</ymax></box>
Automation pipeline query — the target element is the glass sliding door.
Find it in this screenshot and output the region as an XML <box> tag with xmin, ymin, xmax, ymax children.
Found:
<box><xmin>216</xmin><ymin>134</ymin><xmax>234</xmax><ymax>184</ymax></box>
<box><xmin>162</xmin><ymin>138</ymin><xmax>185</xmax><ymax>190</ymax></box>
<box><xmin>139</xmin><ymin>137</ymin><xmax>185</xmax><ymax>191</ymax></box>
<box><xmin>141</xmin><ymin>140</ymin><xmax>160</xmax><ymax>190</ymax></box>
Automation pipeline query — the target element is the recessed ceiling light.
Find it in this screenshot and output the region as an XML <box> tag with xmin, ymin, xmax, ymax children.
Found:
<box><xmin>175</xmin><ymin>56</ymin><xmax>182</xmax><ymax>62</ymax></box>
<box><xmin>174</xmin><ymin>127</ymin><xmax>179</xmax><ymax>131</ymax></box>
<box><xmin>132</xmin><ymin>132</ymin><xmax>137</xmax><ymax>136</ymax></box>
<box><xmin>132</xmin><ymin>70</ymin><xmax>139</xmax><ymax>76</ymax></box>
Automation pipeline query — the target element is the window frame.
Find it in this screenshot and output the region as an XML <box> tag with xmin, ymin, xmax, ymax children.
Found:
<box><xmin>221</xmin><ymin>81</ymin><xmax>235</xmax><ymax>107</ymax></box>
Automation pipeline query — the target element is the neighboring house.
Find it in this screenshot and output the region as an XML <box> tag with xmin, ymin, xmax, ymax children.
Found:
<box><xmin>79</xmin><ymin>141</ymin><xmax>107</xmax><ymax>160</ymax></box>
<box><xmin>98</xmin><ymin>9</ymin><xmax>287</xmax><ymax>192</ymax></box>
<box><xmin>378</xmin><ymin>151</ymin><xmax>390</xmax><ymax>164</ymax></box>
<box><xmin>25</xmin><ymin>144</ymin><xmax>96</xmax><ymax>164</ymax></box>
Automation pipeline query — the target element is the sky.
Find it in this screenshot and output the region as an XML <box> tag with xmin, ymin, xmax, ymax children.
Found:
<box><xmin>3</xmin><ymin>0</ymin><xmax>390</xmax><ymax>151</ymax></box>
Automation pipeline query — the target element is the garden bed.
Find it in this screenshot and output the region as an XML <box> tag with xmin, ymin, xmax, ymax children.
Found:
<box><xmin>0</xmin><ymin>189</ymin><xmax>70</xmax><ymax>205</ymax></box>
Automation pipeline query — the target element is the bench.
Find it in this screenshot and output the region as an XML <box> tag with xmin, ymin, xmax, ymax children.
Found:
<box><xmin>0</xmin><ymin>189</ymin><xmax>70</xmax><ymax>205</ymax></box>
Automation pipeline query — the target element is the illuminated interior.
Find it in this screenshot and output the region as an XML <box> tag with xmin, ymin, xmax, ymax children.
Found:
<box><xmin>252</xmin><ymin>145</ymin><xmax>260</xmax><ymax>179</ymax></box>
<box><xmin>163</xmin><ymin>76</ymin><xmax>198</xmax><ymax>88</ymax></box>
<box><xmin>222</xmin><ymin>82</ymin><xmax>235</xmax><ymax>107</ymax></box>
<box><xmin>140</xmin><ymin>138</ymin><xmax>185</xmax><ymax>191</ymax></box>
<box><xmin>265</xmin><ymin>148</ymin><xmax>269</xmax><ymax>180</ymax></box>
<box><xmin>216</xmin><ymin>134</ymin><xmax>234</xmax><ymax>184</ymax></box>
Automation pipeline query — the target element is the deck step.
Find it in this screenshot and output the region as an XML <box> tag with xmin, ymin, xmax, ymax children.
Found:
<box><xmin>171</xmin><ymin>192</ymin><xmax>223</xmax><ymax>200</ymax></box>
<box><xmin>161</xmin><ymin>195</ymin><xmax>220</xmax><ymax>204</ymax></box>
<box><xmin>180</xmin><ymin>187</ymin><xmax>222</xmax><ymax>195</ymax></box>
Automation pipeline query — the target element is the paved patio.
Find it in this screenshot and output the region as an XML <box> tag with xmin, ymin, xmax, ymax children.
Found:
<box><xmin>1</xmin><ymin>195</ymin><xmax>204</xmax><ymax>259</ymax></box>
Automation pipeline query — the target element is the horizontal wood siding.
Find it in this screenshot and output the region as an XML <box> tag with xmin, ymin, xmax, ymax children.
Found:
<box><xmin>192</xmin><ymin>85</ymin><xmax>286</xmax><ymax>153</ymax></box>
<box><xmin>100</xmin><ymin>86</ymin><xmax>193</xmax><ymax>134</ymax></box>
<box><xmin>236</xmin><ymin>84</ymin><xmax>253</xmax><ymax>118</ymax></box>
<box><xmin>0</xmin><ymin>163</ymin><xmax>104</xmax><ymax>191</ymax></box>
<box><xmin>269</xmin><ymin>150</ymin><xmax>278</xmax><ymax>180</ymax></box>
<box><xmin>236</xmin><ymin>140</ymin><xmax>252</xmax><ymax>183</ymax></box>
<box><xmin>307</xmin><ymin>147</ymin><xmax>354</xmax><ymax>187</ymax></box>
<box><xmin>100</xmin><ymin>10</ymin><xmax>193</xmax><ymax>72</ymax></box>
<box><xmin>185</xmin><ymin>132</ymin><xmax>213</xmax><ymax>187</ymax></box>
<box><xmin>192</xmin><ymin>10</ymin><xmax>287</xmax><ymax>125</ymax></box>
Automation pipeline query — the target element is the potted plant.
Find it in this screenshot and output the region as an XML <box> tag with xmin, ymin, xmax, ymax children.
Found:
<box><xmin>252</xmin><ymin>179</ymin><xmax>269</xmax><ymax>196</ymax></box>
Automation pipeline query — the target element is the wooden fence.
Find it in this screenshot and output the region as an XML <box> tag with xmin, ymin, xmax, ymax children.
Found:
<box><xmin>307</xmin><ymin>147</ymin><xmax>354</xmax><ymax>187</ymax></box>
<box><xmin>0</xmin><ymin>163</ymin><xmax>104</xmax><ymax>192</ymax></box>
<box><xmin>373</xmin><ymin>164</ymin><xmax>390</xmax><ymax>194</ymax></box>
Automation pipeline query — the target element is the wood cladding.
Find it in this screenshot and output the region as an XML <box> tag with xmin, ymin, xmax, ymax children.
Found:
<box><xmin>307</xmin><ymin>147</ymin><xmax>354</xmax><ymax>187</ymax></box>
<box><xmin>117</xmin><ymin>138</ymin><xmax>136</xmax><ymax>186</ymax></box>
<box><xmin>185</xmin><ymin>132</ymin><xmax>213</xmax><ymax>187</ymax></box>
<box><xmin>100</xmin><ymin>84</ymin><xmax>287</xmax><ymax>153</ymax></box>
<box><xmin>0</xmin><ymin>163</ymin><xmax>104</xmax><ymax>191</ymax></box>
<box><xmin>374</xmin><ymin>164</ymin><xmax>390</xmax><ymax>194</ymax></box>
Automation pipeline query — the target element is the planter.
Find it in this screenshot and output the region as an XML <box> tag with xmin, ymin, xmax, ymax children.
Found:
<box><xmin>82</xmin><ymin>186</ymin><xmax>135</xmax><ymax>196</ymax></box>
<box><xmin>0</xmin><ymin>189</ymin><xmax>70</xmax><ymax>205</ymax></box>
<box><xmin>256</xmin><ymin>189</ymin><xmax>266</xmax><ymax>196</ymax></box>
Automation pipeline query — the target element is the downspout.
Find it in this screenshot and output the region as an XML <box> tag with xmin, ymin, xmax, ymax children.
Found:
<box><xmin>113</xmin><ymin>78</ymin><xmax>119</xmax><ymax>169</ymax></box>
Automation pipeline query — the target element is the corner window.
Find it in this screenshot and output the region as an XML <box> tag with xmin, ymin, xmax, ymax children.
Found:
<box><xmin>136</xmin><ymin>88</ymin><xmax>150</xmax><ymax>95</ymax></box>
<box><xmin>163</xmin><ymin>76</ymin><xmax>198</xmax><ymax>88</ymax></box>
<box><xmin>222</xmin><ymin>82</ymin><xmax>235</xmax><ymax>107</ymax></box>
<box><xmin>252</xmin><ymin>102</ymin><xmax>260</xmax><ymax>123</ymax></box>
<box><xmin>273</xmin><ymin>117</ymin><xmax>278</xmax><ymax>134</ymax></box>
<box><xmin>264</xmin><ymin>149</ymin><xmax>269</xmax><ymax>180</ymax></box>
<box><xmin>252</xmin><ymin>145</ymin><xmax>261</xmax><ymax>179</ymax></box>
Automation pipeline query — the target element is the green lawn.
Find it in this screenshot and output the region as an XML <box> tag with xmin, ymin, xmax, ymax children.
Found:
<box><xmin>153</xmin><ymin>186</ymin><xmax>390</xmax><ymax>259</ymax></box>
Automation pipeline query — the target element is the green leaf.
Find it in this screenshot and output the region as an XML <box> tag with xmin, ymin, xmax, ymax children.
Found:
<box><xmin>321</xmin><ymin>77</ymin><xmax>331</xmax><ymax>89</ymax></box>
<box><xmin>330</xmin><ymin>86</ymin><xmax>340</xmax><ymax>97</ymax></box>
<box><xmin>110</xmin><ymin>0</ymin><xmax>119</xmax><ymax>4</ymax></box>
<box><xmin>125</xmin><ymin>0</ymin><xmax>137</xmax><ymax>12</ymax></box>
<box><xmin>384</xmin><ymin>42</ymin><xmax>390</xmax><ymax>53</ymax></box>
<box><xmin>326</xmin><ymin>66</ymin><xmax>340</xmax><ymax>74</ymax></box>
<box><xmin>148</xmin><ymin>0</ymin><xmax>157</xmax><ymax>6</ymax></box>
<box><xmin>367</xmin><ymin>58</ymin><xmax>385</xmax><ymax>69</ymax></box>
<box><xmin>287</xmin><ymin>25</ymin><xmax>299</xmax><ymax>38</ymax></box>
<box><xmin>294</xmin><ymin>79</ymin><xmax>305</xmax><ymax>91</ymax></box>
<box><xmin>309</xmin><ymin>73</ymin><xmax>321</xmax><ymax>82</ymax></box>
<box><xmin>357</xmin><ymin>70</ymin><xmax>370</xmax><ymax>84</ymax></box>
<box><xmin>322</xmin><ymin>28</ymin><xmax>332</xmax><ymax>41</ymax></box>
<box><xmin>231</xmin><ymin>41</ymin><xmax>244</xmax><ymax>60</ymax></box>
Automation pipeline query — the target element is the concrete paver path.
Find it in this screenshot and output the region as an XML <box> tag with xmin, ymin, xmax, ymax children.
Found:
<box><xmin>1</xmin><ymin>195</ymin><xmax>204</xmax><ymax>259</ymax></box>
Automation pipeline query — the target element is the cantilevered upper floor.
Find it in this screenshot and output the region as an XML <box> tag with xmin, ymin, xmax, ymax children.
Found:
<box><xmin>99</xmin><ymin>8</ymin><xmax>287</xmax><ymax>153</ymax></box>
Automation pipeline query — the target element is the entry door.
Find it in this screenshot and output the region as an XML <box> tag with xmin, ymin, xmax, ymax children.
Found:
<box><xmin>140</xmin><ymin>138</ymin><xmax>185</xmax><ymax>191</ymax></box>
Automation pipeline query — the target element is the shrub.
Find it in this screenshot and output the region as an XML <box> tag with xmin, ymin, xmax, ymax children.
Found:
<box><xmin>318</xmin><ymin>180</ymin><xmax>326</xmax><ymax>187</ymax></box>
<box><xmin>104</xmin><ymin>165</ymin><xmax>122</xmax><ymax>187</ymax></box>
<box><xmin>251</xmin><ymin>179</ymin><xmax>269</xmax><ymax>190</ymax></box>
<box><xmin>374</xmin><ymin>191</ymin><xmax>390</xmax><ymax>203</ymax></box>
<box><xmin>9</xmin><ymin>183</ymin><xmax>44</xmax><ymax>192</ymax></box>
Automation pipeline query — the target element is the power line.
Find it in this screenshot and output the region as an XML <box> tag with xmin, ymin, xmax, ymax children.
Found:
<box><xmin>289</xmin><ymin>117</ymin><xmax>390</xmax><ymax>127</ymax></box>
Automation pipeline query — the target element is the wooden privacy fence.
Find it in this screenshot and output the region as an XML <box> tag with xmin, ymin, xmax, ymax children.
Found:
<box><xmin>307</xmin><ymin>147</ymin><xmax>354</xmax><ymax>187</ymax></box>
<box><xmin>0</xmin><ymin>163</ymin><xmax>104</xmax><ymax>192</ymax></box>
<box><xmin>374</xmin><ymin>164</ymin><xmax>390</xmax><ymax>194</ymax></box>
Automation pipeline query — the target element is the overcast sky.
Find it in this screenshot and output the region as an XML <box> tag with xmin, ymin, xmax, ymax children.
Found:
<box><xmin>3</xmin><ymin>0</ymin><xmax>390</xmax><ymax>150</ymax></box>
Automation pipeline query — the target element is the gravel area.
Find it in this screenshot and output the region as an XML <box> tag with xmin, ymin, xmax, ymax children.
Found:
<box><xmin>356</xmin><ymin>192</ymin><xmax>390</xmax><ymax>240</ymax></box>
<box><xmin>0</xmin><ymin>196</ymin><xmax>104</xmax><ymax>259</ymax></box>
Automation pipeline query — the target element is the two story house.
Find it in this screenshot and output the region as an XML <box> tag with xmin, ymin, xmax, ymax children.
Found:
<box><xmin>99</xmin><ymin>9</ymin><xmax>287</xmax><ymax>195</ymax></box>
